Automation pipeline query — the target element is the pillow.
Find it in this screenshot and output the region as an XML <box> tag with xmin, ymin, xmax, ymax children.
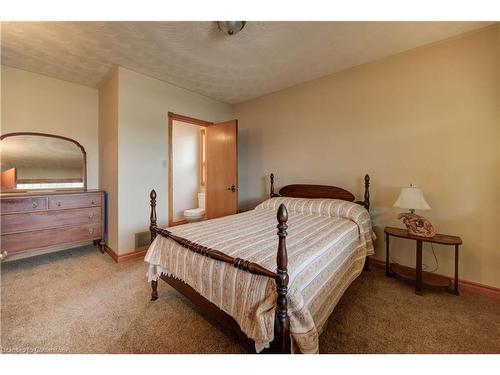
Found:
<box><xmin>255</xmin><ymin>196</ymin><xmax>365</xmax><ymax>219</ymax></box>
<box><xmin>255</xmin><ymin>197</ymin><xmax>375</xmax><ymax>250</ymax></box>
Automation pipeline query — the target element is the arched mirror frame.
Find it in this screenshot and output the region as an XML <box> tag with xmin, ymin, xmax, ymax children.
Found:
<box><xmin>0</xmin><ymin>132</ymin><xmax>87</xmax><ymax>191</ymax></box>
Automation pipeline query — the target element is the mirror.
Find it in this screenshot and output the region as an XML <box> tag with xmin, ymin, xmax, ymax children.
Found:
<box><xmin>0</xmin><ymin>133</ymin><xmax>86</xmax><ymax>192</ymax></box>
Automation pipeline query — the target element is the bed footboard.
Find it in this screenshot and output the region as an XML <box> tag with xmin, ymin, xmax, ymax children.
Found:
<box><xmin>148</xmin><ymin>190</ymin><xmax>292</xmax><ymax>353</ymax></box>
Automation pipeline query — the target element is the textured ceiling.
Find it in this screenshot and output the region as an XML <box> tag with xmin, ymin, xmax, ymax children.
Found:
<box><xmin>1</xmin><ymin>21</ymin><xmax>494</xmax><ymax>104</ymax></box>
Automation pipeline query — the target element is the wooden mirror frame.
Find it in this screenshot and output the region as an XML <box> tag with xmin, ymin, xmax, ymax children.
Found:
<box><xmin>0</xmin><ymin>132</ymin><xmax>87</xmax><ymax>191</ymax></box>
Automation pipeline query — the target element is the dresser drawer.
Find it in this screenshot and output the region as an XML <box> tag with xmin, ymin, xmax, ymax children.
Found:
<box><xmin>1</xmin><ymin>223</ymin><xmax>102</xmax><ymax>255</ymax></box>
<box><xmin>1</xmin><ymin>197</ymin><xmax>47</xmax><ymax>213</ymax></box>
<box><xmin>48</xmin><ymin>193</ymin><xmax>102</xmax><ymax>209</ymax></box>
<box><xmin>1</xmin><ymin>207</ymin><xmax>101</xmax><ymax>234</ymax></box>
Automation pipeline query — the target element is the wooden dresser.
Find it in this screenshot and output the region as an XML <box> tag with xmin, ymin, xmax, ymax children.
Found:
<box><xmin>0</xmin><ymin>190</ymin><xmax>105</xmax><ymax>262</ymax></box>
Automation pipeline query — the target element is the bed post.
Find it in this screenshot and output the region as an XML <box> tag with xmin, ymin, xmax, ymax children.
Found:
<box><xmin>273</xmin><ymin>203</ymin><xmax>291</xmax><ymax>353</ymax></box>
<box><xmin>150</xmin><ymin>189</ymin><xmax>158</xmax><ymax>243</ymax></box>
<box><xmin>363</xmin><ymin>174</ymin><xmax>370</xmax><ymax>211</ymax></box>
<box><xmin>150</xmin><ymin>189</ymin><xmax>158</xmax><ymax>301</ymax></box>
<box><xmin>270</xmin><ymin>173</ymin><xmax>276</xmax><ymax>197</ymax></box>
<box><xmin>363</xmin><ymin>175</ymin><xmax>371</xmax><ymax>271</ymax></box>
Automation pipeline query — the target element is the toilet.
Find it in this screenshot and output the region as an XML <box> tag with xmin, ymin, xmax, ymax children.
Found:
<box><xmin>183</xmin><ymin>192</ymin><xmax>206</xmax><ymax>222</ymax></box>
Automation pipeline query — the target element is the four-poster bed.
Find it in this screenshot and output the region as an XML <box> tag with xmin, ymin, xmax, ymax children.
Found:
<box><xmin>146</xmin><ymin>173</ymin><xmax>373</xmax><ymax>353</ymax></box>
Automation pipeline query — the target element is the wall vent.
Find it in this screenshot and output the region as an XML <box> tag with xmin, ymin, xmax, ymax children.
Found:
<box><xmin>135</xmin><ymin>231</ymin><xmax>150</xmax><ymax>249</ymax></box>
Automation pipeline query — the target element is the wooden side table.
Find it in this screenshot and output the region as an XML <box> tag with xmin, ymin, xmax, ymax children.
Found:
<box><xmin>384</xmin><ymin>226</ymin><xmax>462</xmax><ymax>296</ymax></box>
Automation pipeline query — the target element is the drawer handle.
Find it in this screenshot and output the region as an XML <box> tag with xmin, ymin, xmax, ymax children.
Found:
<box><xmin>32</xmin><ymin>202</ymin><xmax>38</xmax><ymax>208</ymax></box>
<box><xmin>89</xmin><ymin>228</ymin><xmax>94</xmax><ymax>235</ymax></box>
<box><xmin>91</xmin><ymin>200</ymin><xmax>96</xmax><ymax>205</ymax></box>
<box><xmin>89</xmin><ymin>213</ymin><xmax>95</xmax><ymax>219</ymax></box>
<box><xmin>0</xmin><ymin>250</ymin><xmax>7</xmax><ymax>261</ymax></box>
<box><xmin>57</xmin><ymin>201</ymin><xmax>62</xmax><ymax>207</ymax></box>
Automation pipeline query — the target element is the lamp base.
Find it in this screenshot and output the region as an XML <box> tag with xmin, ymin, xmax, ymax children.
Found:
<box><xmin>397</xmin><ymin>212</ymin><xmax>436</xmax><ymax>238</ymax></box>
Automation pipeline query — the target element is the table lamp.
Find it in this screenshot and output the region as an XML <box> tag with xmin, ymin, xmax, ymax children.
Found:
<box><xmin>393</xmin><ymin>185</ymin><xmax>436</xmax><ymax>238</ymax></box>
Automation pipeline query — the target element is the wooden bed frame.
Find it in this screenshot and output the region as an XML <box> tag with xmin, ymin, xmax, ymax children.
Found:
<box><xmin>149</xmin><ymin>173</ymin><xmax>371</xmax><ymax>353</ymax></box>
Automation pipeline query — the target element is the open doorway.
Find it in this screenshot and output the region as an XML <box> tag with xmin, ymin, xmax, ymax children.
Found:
<box><xmin>168</xmin><ymin>112</ymin><xmax>239</xmax><ymax>227</ymax></box>
<box><xmin>168</xmin><ymin>112</ymin><xmax>211</xmax><ymax>226</ymax></box>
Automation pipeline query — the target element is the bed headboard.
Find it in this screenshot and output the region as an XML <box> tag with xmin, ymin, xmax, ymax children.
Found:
<box><xmin>270</xmin><ymin>173</ymin><xmax>370</xmax><ymax>211</ymax></box>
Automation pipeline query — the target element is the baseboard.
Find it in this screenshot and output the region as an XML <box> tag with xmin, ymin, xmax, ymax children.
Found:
<box><xmin>105</xmin><ymin>245</ymin><xmax>148</xmax><ymax>263</ymax></box>
<box><xmin>368</xmin><ymin>258</ymin><xmax>500</xmax><ymax>299</ymax></box>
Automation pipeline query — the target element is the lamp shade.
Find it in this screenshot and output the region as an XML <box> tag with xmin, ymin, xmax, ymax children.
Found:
<box><xmin>393</xmin><ymin>186</ymin><xmax>431</xmax><ymax>210</ymax></box>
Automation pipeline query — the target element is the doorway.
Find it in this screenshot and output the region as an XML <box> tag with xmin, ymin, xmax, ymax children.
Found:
<box><xmin>168</xmin><ymin>112</ymin><xmax>211</xmax><ymax>226</ymax></box>
<box><xmin>168</xmin><ymin>112</ymin><xmax>239</xmax><ymax>227</ymax></box>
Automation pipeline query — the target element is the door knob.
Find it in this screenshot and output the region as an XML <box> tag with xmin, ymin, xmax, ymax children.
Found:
<box><xmin>226</xmin><ymin>184</ymin><xmax>238</xmax><ymax>192</ymax></box>
<box><xmin>0</xmin><ymin>250</ymin><xmax>8</xmax><ymax>261</ymax></box>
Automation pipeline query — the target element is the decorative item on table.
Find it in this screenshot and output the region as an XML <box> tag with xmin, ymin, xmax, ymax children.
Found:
<box><xmin>393</xmin><ymin>184</ymin><xmax>435</xmax><ymax>238</ymax></box>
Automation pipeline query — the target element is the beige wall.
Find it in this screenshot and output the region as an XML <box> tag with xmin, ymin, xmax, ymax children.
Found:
<box><xmin>116</xmin><ymin>67</ymin><xmax>232</xmax><ymax>253</ymax></box>
<box><xmin>172</xmin><ymin>120</ymin><xmax>201</xmax><ymax>222</ymax></box>
<box><xmin>98</xmin><ymin>66</ymin><xmax>119</xmax><ymax>251</ymax></box>
<box><xmin>1</xmin><ymin>66</ymin><xmax>99</xmax><ymax>188</ymax></box>
<box><xmin>233</xmin><ymin>26</ymin><xmax>500</xmax><ymax>288</ymax></box>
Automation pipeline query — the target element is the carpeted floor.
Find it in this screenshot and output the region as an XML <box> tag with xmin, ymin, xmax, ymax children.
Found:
<box><xmin>1</xmin><ymin>245</ymin><xmax>499</xmax><ymax>354</ymax></box>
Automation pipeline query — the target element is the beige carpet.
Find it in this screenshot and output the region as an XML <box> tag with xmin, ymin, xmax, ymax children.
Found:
<box><xmin>1</xmin><ymin>245</ymin><xmax>499</xmax><ymax>354</ymax></box>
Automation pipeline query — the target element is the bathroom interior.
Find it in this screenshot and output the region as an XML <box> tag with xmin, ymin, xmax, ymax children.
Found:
<box><xmin>171</xmin><ymin>119</ymin><xmax>207</xmax><ymax>225</ymax></box>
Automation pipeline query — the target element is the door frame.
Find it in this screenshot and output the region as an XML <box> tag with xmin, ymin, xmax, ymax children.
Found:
<box><xmin>168</xmin><ymin>112</ymin><xmax>213</xmax><ymax>227</ymax></box>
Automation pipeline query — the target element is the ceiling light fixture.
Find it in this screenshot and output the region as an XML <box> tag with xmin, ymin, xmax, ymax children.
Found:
<box><xmin>216</xmin><ymin>21</ymin><xmax>246</xmax><ymax>36</ymax></box>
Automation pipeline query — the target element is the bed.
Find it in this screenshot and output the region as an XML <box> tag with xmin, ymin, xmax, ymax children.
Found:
<box><xmin>145</xmin><ymin>173</ymin><xmax>374</xmax><ymax>353</ymax></box>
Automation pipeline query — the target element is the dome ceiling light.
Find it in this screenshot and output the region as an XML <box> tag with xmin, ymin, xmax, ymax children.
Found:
<box><xmin>216</xmin><ymin>21</ymin><xmax>246</xmax><ymax>36</ymax></box>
